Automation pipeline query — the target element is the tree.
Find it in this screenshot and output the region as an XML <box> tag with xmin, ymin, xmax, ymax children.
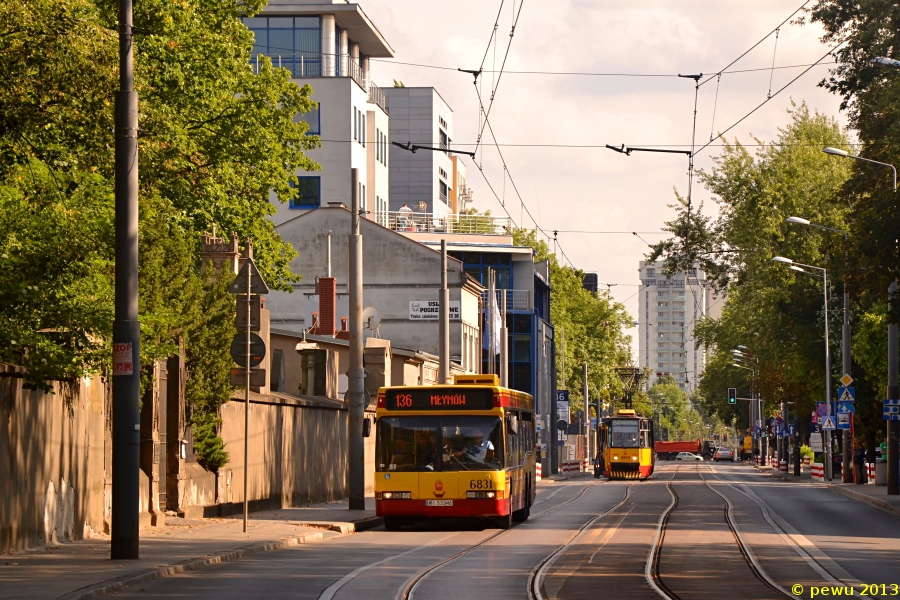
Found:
<box><xmin>512</xmin><ymin>229</ymin><xmax>634</xmax><ymax>414</ymax></box>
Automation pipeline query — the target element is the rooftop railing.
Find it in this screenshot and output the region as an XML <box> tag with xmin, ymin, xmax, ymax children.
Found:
<box><xmin>252</xmin><ymin>52</ymin><xmax>366</xmax><ymax>90</ymax></box>
<box><xmin>368</xmin><ymin>83</ymin><xmax>388</xmax><ymax>114</ymax></box>
<box><xmin>386</xmin><ymin>210</ymin><xmax>511</xmax><ymax>235</ymax></box>
<box><xmin>482</xmin><ymin>290</ymin><xmax>532</xmax><ymax>312</ymax></box>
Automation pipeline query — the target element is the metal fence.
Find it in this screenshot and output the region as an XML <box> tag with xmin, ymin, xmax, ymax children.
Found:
<box><xmin>482</xmin><ymin>289</ymin><xmax>532</xmax><ymax>312</ymax></box>
<box><xmin>386</xmin><ymin>211</ymin><xmax>511</xmax><ymax>235</ymax></box>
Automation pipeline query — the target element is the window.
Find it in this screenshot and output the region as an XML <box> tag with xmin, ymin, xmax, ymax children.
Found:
<box><xmin>289</xmin><ymin>176</ymin><xmax>320</xmax><ymax>208</ymax></box>
<box><xmin>375</xmin><ymin>416</ymin><xmax>504</xmax><ymax>472</ymax></box>
<box><xmin>439</xmin><ymin>116</ymin><xmax>448</xmax><ymax>129</ymax></box>
<box><xmin>646</xmin><ymin>268</ymin><xmax>656</xmax><ymax>276</ymax></box>
<box><xmin>439</xmin><ymin>167</ymin><xmax>448</xmax><ymax>180</ymax></box>
<box><xmin>361</xmin><ymin>113</ymin><xmax>366</xmax><ymax>147</ymax></box>
<box><xmin>243</xmin><ymin>16</ymin><xmax>321</xmax><ymax>77</ymax></box>
<box><xmin>353</xmin><ymin>108</ymin><xmax>357</xmax><ymax>140</ymax></box>
<box><xmin>439</xmin><ymin>129</ymin><xmax>449</xmax><ymax>151</ymax></box>
<box><xmin>439</xmin><ymin>180</ymin><xmax>449</xmax><ymax>203</ymax></box>
<box><xmin>296</xmin><ymin>101</ymin><xmax>320</xmax><ymax>135</ymax></box>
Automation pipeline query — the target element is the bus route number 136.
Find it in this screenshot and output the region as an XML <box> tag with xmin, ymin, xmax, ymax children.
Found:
<box><xmin>395</xmin><ymin>393</ymin><xmax>413</xmax><ymax>408</ymax></box>
<box><xmin>470</xmin><ymin>479</ymin><xmax>494</xmax><ymax>490</ymax></box>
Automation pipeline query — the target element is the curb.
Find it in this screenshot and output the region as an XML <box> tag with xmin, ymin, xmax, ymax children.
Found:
<box><xmin>296</xmin><ymin>516</ymin><xmax>384</xmax><ymax>534</ymax></box>
<box><xmin>56</xmin><ymin>530</ymin><xmax>329</xmax><ymax>600</ymax></box>
<box><xmin>828</xmin><ymin>484</ymin><xmax>900</xmax><ymax>518</ymax></box>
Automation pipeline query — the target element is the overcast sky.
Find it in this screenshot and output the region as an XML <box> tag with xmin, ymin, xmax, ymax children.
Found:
<box><xmin>364</xmin><ymin>1</ymin><xmax>846</xmax><ymax>355</ymax></box>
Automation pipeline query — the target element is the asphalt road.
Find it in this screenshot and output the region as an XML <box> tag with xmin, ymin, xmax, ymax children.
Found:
<box><xmin>110</xmin><ymin>463</ymin><xmax>900</xmax><ymax>600</ymax></box>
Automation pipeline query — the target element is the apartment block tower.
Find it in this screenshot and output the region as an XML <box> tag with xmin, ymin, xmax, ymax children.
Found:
<box><xmin>244</xmin><ymin>0</ymin><xmax>394</xmax><ymax>225</ymax></box>
<box><xmin>637</xmin><ymin>261</ymin><xmax>723</xmax><ymax>392</ymax></box>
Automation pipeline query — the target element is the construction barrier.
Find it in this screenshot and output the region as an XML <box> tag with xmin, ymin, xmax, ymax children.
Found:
<box><xmin>868</xmin><ymin>463</ymin><xmax>875</xmax><ymax>483</ymax></box>
<box><xmin>802</xmin><ymin>456</ymin><xmax>810</xmax><ymax>472</ymax></box>
<box><xmin>582</xmin><ymin>458</ymin><xmax>591</xmax><ymax>472</ymax></box>
<box><xmin>779</xmin><ymin>460</ymin><xmax>788</xmax><ymax>473</ymax></box>
<box><xmin>536</xmin><ymin>462</ymin><xmax>542</xmax><ymax>482</ymax></box>
<box><xmin>811</xmin><ymin>462</ymin><xmax>824</xmax><ymax>482</ymax></box>
<box><xmin>561</xmin><ymin>460</ymin><xmax>581</xmax><ymax>474</ymax></box>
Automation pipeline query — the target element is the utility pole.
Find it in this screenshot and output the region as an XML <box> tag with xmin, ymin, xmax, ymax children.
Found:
<box><xmin>888</xmin><ymin>281</ymin><xmax>899</xmax><ymax>495</ymax></box>
<box><xmin>242</xmin><ymin>243</ymin><xmax>251</xmax><ymax>533</ymax></box>
<box><xmin>111</xmin><ymin>0</ymin><xmax>141</xmax><ymax>560</ymax></box>
<box><xmin>583</xmin><ymin>363</ymin><xmax>589</xmax><ymax>464</ymax></box>
<box><xmin>842</xmin><ymin>277</ymin><xmax>853</xmax><ymax>483</ymax></box>
<box><xmin>486</xmin><ymin>268</ymin><xmax>494</xmax><ymax>375</ymax></box>
<box><xmin>348</xmin><ymin>169</ymin><xmax>365</xmax><ymax>510</ymax></box>
<box><xmin>499</xmin><ymin>290</ymin><xmax>508</xmax><ymax>387</ymax></box>
<box><xmin>439</xmin><ymin>240</ymin><xmax>450</xmax><ymax>384</ymax></box>
<box><xmin>550</xmin><ymin>339</ymin><xmax>558</xmax><ymax>475</ymax></box>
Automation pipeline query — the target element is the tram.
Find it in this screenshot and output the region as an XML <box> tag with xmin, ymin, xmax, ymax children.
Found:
<box><xmin>374</xmin><ymin>374</ymin><xmax>536</xmax><ymax>530</ymax></box>
<box><xmin>596</xmin><ymin>409</ymin><xmax>655</xmax><ymax>480</ymax></box>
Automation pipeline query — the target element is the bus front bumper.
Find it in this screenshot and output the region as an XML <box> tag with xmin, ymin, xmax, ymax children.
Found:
<box><xmin>377</xmin><ymin>498</ymin><xmax>508</xmax><ymax>518</ymax></box>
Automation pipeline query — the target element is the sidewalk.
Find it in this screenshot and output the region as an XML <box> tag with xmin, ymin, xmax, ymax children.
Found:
<box><xmin>752</xmin><ymin>461</ymin><xmax>900</xmax><ymax>517</ymax></box>
<box><xmin>0</xmin><ymin>499</ymin><xmax>380</xmax><ymax>600</ymax></box>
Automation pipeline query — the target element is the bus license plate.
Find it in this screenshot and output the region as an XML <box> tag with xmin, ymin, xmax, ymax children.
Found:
<box><xmin>425</xmin><ymin>500</ymin><xmax>453</xmax><ymax>507</ymax></box>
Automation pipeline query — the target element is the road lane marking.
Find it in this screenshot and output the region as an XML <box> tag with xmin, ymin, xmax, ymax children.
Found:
<box><xmin>316</xmin><ymin>532</ymin><xmax>459</xmax><ymax>600</ymax></box>
<box><xmin>534</xmin><ymin>486</ymin><xmax>565</xmax><ymax>505</ymax></box>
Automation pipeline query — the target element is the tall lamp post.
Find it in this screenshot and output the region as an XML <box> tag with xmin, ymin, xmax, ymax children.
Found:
<box><xmin>786</xmin><ymin>217</ymin><xmax>853</xmax><ymax>482</ymax></box>
<box><xmin>773</xmin><ymin>256</ymin><xmax>834</xmax><ymax>480</ymax></box>
<box><xmin>729</xmin><ymin>361</ymin><xmax>759</xmax><ymax>460</ymax></box>
<box><xmin>823</xmin><ymin>141</ymin><xmax>898</xmax><ymax>494</ymax></box>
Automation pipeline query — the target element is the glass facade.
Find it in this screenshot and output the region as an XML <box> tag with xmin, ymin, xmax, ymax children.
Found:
<box><xmin>243</xmin><ymin>16</ymin><xmax>321</xmax><ymax>77</ymax></box>
<box><xmin>449</xmin><ymin>252</ymin><xmax>512</xmax><ymax>290</ymax></box>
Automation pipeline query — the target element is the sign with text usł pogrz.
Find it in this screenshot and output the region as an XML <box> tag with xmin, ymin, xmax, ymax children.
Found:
<box><xmin>409</xmin><ymin>301</ymin><xmax>461</xmax><ymax>320</ymax></box>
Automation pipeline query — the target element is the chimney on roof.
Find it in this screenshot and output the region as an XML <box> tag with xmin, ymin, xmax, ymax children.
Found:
<box><xmin>309</xmin><ymin>277</ymin><xmax>337</xmax><ymax>337</ymax></box>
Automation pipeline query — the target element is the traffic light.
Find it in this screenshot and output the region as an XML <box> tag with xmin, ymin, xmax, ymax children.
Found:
<box><xmin>723</xmin><ymin>433</ymin><xmax>728</xmax><ymax>442</ymax></box>
<box><xmin>727</xmin><ymin>388</ymin><xmax>737</xmax><ymax>404</ymax></box>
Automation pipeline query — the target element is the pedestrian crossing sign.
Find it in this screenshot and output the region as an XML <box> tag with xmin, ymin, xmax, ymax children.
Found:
<box><xmin>837</xmin><ymin>386</ymin><xmax>855</xmax><ymax>402</ymax></box>
<box><xmin>821</xmin><ymin>415</ymin><xmax>836</xmax><ymax>430</ymax></box>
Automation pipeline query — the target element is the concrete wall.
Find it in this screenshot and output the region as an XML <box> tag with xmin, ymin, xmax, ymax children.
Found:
<box><xmin>0</xmin><ymin>370</ymin><xmax>106</xmax><ymax>552</ymax></box>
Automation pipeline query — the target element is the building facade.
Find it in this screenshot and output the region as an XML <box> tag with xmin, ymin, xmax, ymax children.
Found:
<box><xmin>637</xmin><ymin>261</ymin><xmax>724</xmax><ymax>392</ymax></box>
<box><xmin>244</xmin><ymin>0</ymin><xmax>394</xmax><ymax>225</ymax></box>
<box><xmin>383</xmin><ymin>87</ymin><xmax>468</xmax><ymax>217</ymax></box>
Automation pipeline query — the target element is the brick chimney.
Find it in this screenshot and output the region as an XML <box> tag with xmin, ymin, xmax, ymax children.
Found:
<box><xmin>310</xmin><ymin>277</ymin><xmax>337</xmax><ymax>336</ymax></box>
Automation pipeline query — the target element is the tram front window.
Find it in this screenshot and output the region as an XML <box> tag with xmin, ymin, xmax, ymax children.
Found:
<box><xmin>376</xmin><ymin>416</ymin><xmax>504</xmax><ymax>472</ymax></box>
<box><xmin>610</xmin><ymin>420</ymin><xmax>640</xmax><ymax>448</ymax></box>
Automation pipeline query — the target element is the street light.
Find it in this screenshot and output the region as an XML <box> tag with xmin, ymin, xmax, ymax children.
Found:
<box><xmin>773</xmin><ymin>255</ymin><xmax>835</xmax><ymax>480</ymax></box>
<box><xmin>729</xmin><ymin>359</ymin><xmax>763</xmax><ymax>463</ymax></box>
<box><xmin>822</xmin><ymin>135</ymin><xmax>899</xmax><ymax>495</ymax></box>
<box><xmin>786</xmin><ymin>215</ymin><xmax>853</xmax><ymax>482</ymax></box>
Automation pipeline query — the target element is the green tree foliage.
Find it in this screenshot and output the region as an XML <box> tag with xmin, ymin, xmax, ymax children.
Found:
<box><xmin>512</xmin><ymin>229</ymin><xmax>634</xmax><ymax>414</ymax></box>
<box><xmin>0</xmin><ymin>0</ymin><xmax>318</xmax><ymax>463</ymax></box>
<box><xmin>811</xmin><ymin>0</ymin><xmax>900</xmax><ymax>321</ymax></box>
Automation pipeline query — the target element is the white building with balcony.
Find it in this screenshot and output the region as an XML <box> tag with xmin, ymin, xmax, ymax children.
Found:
<box><xmin>244</xmin><ymin>0</ymin><xmax>393</xmax><ymax>225</ymax></box>
<box><xmin>637</xmin><ymin>261</ymin><xmax>724</xmax><ymax>393</ymax></box>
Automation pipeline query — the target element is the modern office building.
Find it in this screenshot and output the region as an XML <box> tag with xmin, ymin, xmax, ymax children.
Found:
<box><xmin>637</xmin><ymin>261</ymin><xmax>724</xmax><ymax>392</ymax></box>
<box><xmin>383</xmin><ymin>87</ymin><xmax>470</xmax><ymax>218</ymax></box>
<box><xmin>243</xmin><ymin>0</ymin><xmax>394</xmax><ymax>225</ymax></box>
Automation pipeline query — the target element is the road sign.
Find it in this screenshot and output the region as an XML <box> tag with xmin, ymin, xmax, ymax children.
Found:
<box><xmin>837</xmin><ymin>401</ymin><xmax>855</xmax><ymax>415</ymax></box>
<box><xmin>840</xmin><ymin>374</ymin><xmax>854</xmax><ymax>387</ymax></box>
<box><xmin>885</xmin><ymin>399</ymin><xmax>900</xmax><ymax>421</ymax></box>
<box><xmin>230</xmin><ymin>332</ymin><xmax>266</xmax><ymax>368</ymax></box>
<box><xmin>810</xmin><ymin>435</ymin><xmax>824</xmax><ymax>452</ymax></box>
<box><xmin>788</xmin><ymin>424</ymin><xmax>795</xmax><ymax>436</ymax></box>
<box><xmin>775</xmin><ymin>425</ymin><xmax>783</xmax><ymax>435</ymax></box>
<box><xmin>816</xmin><ymin>402</ymin><xmax>830</xmax><ymax>417</ymax></box>
<box><xmin>236</xmin><ymin>294</ymin><xmax>261</xmax><ymax>331</ymax></box>
<box><xmin>229</xmin><ymin>367</ymin><xmax>267</xmax><ymax>387</ymax></box>
<box><xmin>837</xmin><ymin>413</ymin><xmax>851</xmax><ymax>429</ymax></box>
<box><xmin>228</xmin><ymin>257</ymin><xmax>270</xmax><ymax>295</ymax></box>
<box><xmin>837</xmin><ymin>386</ymin><xmax>855</xmax><ymax>403</ymax></box>
<box><xmin>822</xmin><ymin>415</ymin><xmax>836</xmax><ymax>430</ymax></box>
<box><xmin>775</xmin><ymin>416</ymin><xmax>784</xmax><ymax>426</ymax></box>
<box><xmin>755</xmin><ymin>419</ymin><xmax>762</xmax><ymax>430</ymax></box>
<box><xmin>556</xmin><ymin>390</ymin><xmax>570</xmax><ymax>403</ymax></box>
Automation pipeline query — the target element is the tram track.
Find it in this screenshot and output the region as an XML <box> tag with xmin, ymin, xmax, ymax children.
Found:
<box><xmin>400</xmin><ymin>480</ymin><xmax>623</xmax><ymax>600</ymax></box>
<box><xmin>647</xmin><ymin>463</ymin><xmax>794</xmax><ymax>600</ymax></box>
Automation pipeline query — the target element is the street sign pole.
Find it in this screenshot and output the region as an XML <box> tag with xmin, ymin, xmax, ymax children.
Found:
<box><xmin>842</xmin><ymin>283</ymin><xmax>853</xmax><ymax>483</ymax></box>
<box><xmin>888</xmin><ymin>281</ymin><xmax>899</xmax><ymax>496</ymax></box>
<box><xmin>243</xmin><ymin>245</ymin><xmax>251</xmax><ymax>533</ymax></box>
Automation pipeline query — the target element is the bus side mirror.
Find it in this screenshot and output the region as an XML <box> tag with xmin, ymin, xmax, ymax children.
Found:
<box><xmin>362</xmin><ymin>417</ymin><xmax>372</xmax><ymax>438</ymax></box>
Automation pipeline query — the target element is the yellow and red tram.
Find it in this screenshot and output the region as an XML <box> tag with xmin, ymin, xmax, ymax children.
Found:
<box><xmin>374</xmin><ymin>375</ymin><xmax>536</xmax><ymax>530</ymax></box>
<box><xmin>596</xmin><ymin>409</ymin><xmax>655</xmax><ymax>480</ymax></box>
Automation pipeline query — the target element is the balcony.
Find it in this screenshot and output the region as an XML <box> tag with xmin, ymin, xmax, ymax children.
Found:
<box><xmin>482</xmin><ymin>289</ymin><xmax>532</xmax><ymax>312</ymax></box>
<box><xmin>368</xmin><ymin>83</ymin><xmax>388</xmax><ymax>114</ymax></box>
<box><xmin>252</xmin><ymin>52</ymin><xmax>366</xmax><ymax>91</ymax></box>
<box><xmin>385</xmin><ymin>211</ymin><xmax>511</xmax><ymax>235</ymax></box>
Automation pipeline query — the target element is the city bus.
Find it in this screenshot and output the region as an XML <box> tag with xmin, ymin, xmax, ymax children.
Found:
<box><xmin>596</xmin><ymin>409</ymin><xmax>655</xmax><ymax>480</ymax></box>
<box><xmin>374</xmin><ymin>374</ymin><xmax>536</xmax><ymax>530</ymax></box>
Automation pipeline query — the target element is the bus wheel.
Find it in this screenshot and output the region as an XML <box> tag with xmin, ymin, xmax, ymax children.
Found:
<box><xmin>383</xmin><ymin>517</ymin><xmax>404</xmax><ymax>531</ymax></box>
<box><xmin>496</xmin><ymin>502</ymin><xmax>513</xmax><ymax>529</ymax></box>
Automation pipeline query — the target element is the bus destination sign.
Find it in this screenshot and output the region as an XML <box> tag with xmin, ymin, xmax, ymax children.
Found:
<box><xmin>384</xmin><ymin>388</ymin><xmax>495</xmax><ymax>411</ymax></box>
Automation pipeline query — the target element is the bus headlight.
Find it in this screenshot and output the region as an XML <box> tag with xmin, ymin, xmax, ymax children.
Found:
<box><xmin>381</xmin><ymin>492</ymin><xmax>411</xmax><ymax>500</ymax></box>
<box><xmin>468</xmin><ymin>491</ymin><xmax>499</xmax><ymax>499</ymax></box>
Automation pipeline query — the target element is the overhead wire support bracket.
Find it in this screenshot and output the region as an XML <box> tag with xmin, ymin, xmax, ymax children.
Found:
<box><xmin>605</xmin><ymin>144</ymin><xmax>691</xmax><ymax>156</ymax></box>
<box><xmin>458</xmin><ymin>68</ymin><xmax>482</xmax><ymax>83</ymax></box>
<box><xmin>391</xmin><ymin>140</ymin><xmax>476</xmax><ymax>158</ymax></box>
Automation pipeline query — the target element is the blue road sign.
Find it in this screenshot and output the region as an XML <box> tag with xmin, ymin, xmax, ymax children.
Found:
<box><xmin>775</xmin><ymin>424</ymin><xmax>783</xmax><ymax>435</ymax></box>
<box><xmin>816</xmin><ymin>402</ymin><xmax>830</xmax><ymax>417</ymax></box>
<box><xmin>788</xmin><ymin>424</ymin><xmax>795</xmax><ymax>436</ymax></box>
<box><xmin>837</xmin><ymin>402</ymin><xmax>856</xmax><ymax>415</ymax></box>
<box><xmin>885</xmin><ymin>399</ymin><xmax>900</xmax><ymax>421</ymax></box>
<box><xmin>837</xmin><ymin>412</ymin><xmax>851</xmax><ymax>430</ymax></box>
<box><xmin>837</xmin><ymin>386</ymin><xmax>856</xmax><ymax>403</ymax></box>
<box><xmin>556</xmin><ymin>390</ymin><xmax>570</xmax><ymax>403</ymax></box>
<box><xmin>822</xmin><ymin>415</ymin><xmax>837</xmax><ymax>430</ymax></box>
<box><xmin>752</xmin><ymin>432</ymin><xmax>758</xmax><ymax>440</ymax></box>
<box><xmin>775</xmin><ymin>416</ymin><xmax>784</xmax><ymax>426</ymax></box>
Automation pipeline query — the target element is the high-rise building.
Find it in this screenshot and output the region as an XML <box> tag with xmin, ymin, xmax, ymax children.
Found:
<box><xmin>637</xmin><ymin>261</ymin><xmax>724</xmax><ymax>392</ymax></box>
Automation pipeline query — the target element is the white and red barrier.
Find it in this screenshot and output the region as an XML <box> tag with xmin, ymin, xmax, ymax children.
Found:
<box><xmin>779</xmin><ymin>460</ymin><xmax>788</xmax><ymax>473</ymax></box>
<box><xmin>802</xmin><ymin>456</ymin><xmax>810</xmax><ymax>471</ymax></box>
<box><xmin>561</xmin><ymin>460</ymin><xmax>581</xmax><ymax>474</ymax></box>
<box><xmin>536</xmin><ymin>462</ymin><xmax>542</xmax><ymax>481</ymax></box>
<box><xmin>868</xmin><ymin>463</ymin><xmax>875</xmax><ymax>483</ymax></box>
<box><xmin>811</xmin><ymin>462</ymin><xmax>824</xmax><ymax>482</ymax></box>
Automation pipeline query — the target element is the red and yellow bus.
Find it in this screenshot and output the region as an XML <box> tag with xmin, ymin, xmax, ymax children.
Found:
<box><xmin>374</xmin><ymin>374</ymin><xmax>536</xmax><ymax>530</ymax></box>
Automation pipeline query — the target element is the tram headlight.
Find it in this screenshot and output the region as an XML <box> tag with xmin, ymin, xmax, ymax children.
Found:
<box><xmin>632</xmin><ymin>456</ymin><xmax>638</xmax><ymax>461</ymax></box>
<box><xmin>613</xmin><ymin>455</ymin><xmax>619</xmax><ymax>461</ymax></box>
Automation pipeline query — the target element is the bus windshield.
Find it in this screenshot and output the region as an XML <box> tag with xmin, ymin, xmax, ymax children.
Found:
<box><xmin>609</xmin><ymin>420</ymin><xmax>640</xmax><ymax>448</ymax></box>
<box><xmin>376</xmin><ymin>416</ymin><xmax>504</xmax><ymax>472</ymax></box>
